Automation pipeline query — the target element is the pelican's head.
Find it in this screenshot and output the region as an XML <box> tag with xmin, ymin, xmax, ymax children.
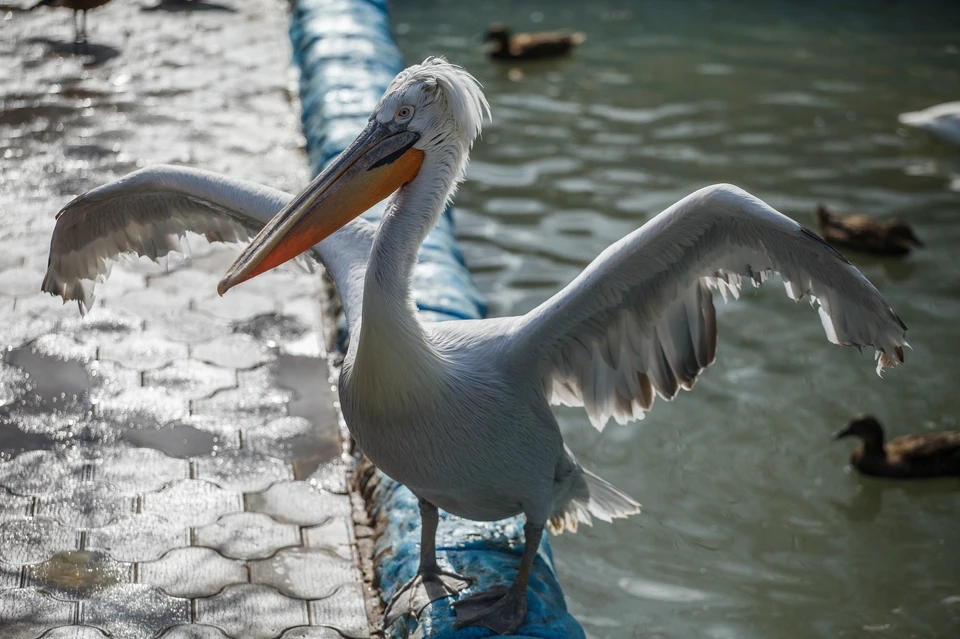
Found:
<box><xmin>218</xmin><ymin>57</ymin><xmax>489</xmax><ymax>295</ymax></box>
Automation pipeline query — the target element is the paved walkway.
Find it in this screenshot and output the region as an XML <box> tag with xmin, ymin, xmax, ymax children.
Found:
<box><xmin>0</xmin><ymin>1</ymin><xmax>369</xmax><ymax>637</ymax></box>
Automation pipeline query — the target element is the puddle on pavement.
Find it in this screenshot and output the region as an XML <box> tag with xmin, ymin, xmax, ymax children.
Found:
<box><xmin>271</xmin><ymin>354</ymin><xmax>339</xmax><ymax>479</ymax></box>
<box><xmin>26</xmin><ymin>550</ymin><xmax>130</xmax><ymax>598</ymax></box>
<box><xmin>120</xmin><ymin>422</ymin><xmax>218</xmax><ymax>458</ymax></box>
<box><xmin>3</xmin><ymin>344</ymin><xmax>94</xmax><ymax>409</ymax></box>
<box><xmin>235</xmin><ymin>313</ymin><xmax>309</xmax><ymax>348</ymax></box>
<box><xmin>0</xmin><ymin>421</ymin><xmax>57</xmax><ymax>460</ymax></box>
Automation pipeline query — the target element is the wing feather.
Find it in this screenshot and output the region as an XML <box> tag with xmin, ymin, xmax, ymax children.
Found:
<box><xmin>41</xmin><ymin>164</ymin><xmax>374</xmax><ymax>334</ymax></box>
<box><xmin>513</xmin><ymin>183</ymin><xmax>907</xmax><ymax>431</ymax></box>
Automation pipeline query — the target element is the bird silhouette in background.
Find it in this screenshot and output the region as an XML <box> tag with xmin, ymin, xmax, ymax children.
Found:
<box><xmin>836</xmin><ymin>414</ymin><xmax>960</xmax><ymax>478</ymax></box>
<box><xmin>30</xmin><ymin>0</ymin><xmax>113</xmax><ymax>48</ymax></box>
<box><xmin>484</xmin><ymin>23</ymin><xmax>585</xmax><ymax>61</ymax></box>
<box><xmin>816</xmin><ymin>205</ymin><xmax>924</xmax><ymax>256</ymax></box>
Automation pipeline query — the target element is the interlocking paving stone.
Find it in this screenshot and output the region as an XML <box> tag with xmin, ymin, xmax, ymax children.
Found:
<box><xmin>235</xmin><ymin>313</ymin><xmax>311</xmax><ymax>349</ymax></box>
<box><xmin>303</xmin><ymin>518</ymin><xmax>353</xmax><ymax>561</ymax></box>
<box><xmin>0</xmin><ymin>519</ymin><xmax>79</xmax><ymax>566</ymax></box>
<box><xmin>85</xmin><ymin>514</ymin><xmax>189</xmax><ymax>563</ymax></box>
<box><xmin>247</xmin><ymin>482</ymin><xmax>352</xmax><ymax>526</ymax></box>
<box><xmin>250</xmin><ymin>548</ymin><xmax>359</xmax><ymax>599</ymax></box>
<box><xmin>0</xmin><ymin>562</ymin><xmax>21</xmax><ymax>589</ymax></box>
<box><xmin>201</xmin><ymin>290</ymin><xmax>277</xmax><ymax>322</ymax></box>
<box><xmin>141</xmin><ymin>480</ymin><xmax>242</xmax><ymax>528</ymax></box>
<box><xmin>139</xmin><ymin>546</ymin><xmax>247</xmax><ymax>598</ymax></box>
<box><xmin>309</xmin><ymin>583</ymin><xmax>370</xmax><ymax>639</ymax></box>
<box><xmin>196</xmin><ymin>584</ymin><xmax>309</xmax><ymax>639</ymax></box>
<box><xmin>0</xmin><ymin>267</ymin><xmax>45</xmax><ymax>297</ymax></box>
<box><xmin>99</xmin><ymin>334</ymin><xmax>189</xmax><ymax>371</ymax></box>
<box><xmin>31</xmin><ymin>334</ymin><xmax>97</xmax><ymax>362</ymax></box>
<box><xmin>302</xmin><ymin>459</ymin><xmax>350</xmax><ymax>495</ymax></box>
<box><xmin>91</xmin><ymin>447</ymin><xmax>190</xmax><ymax>493</ymax></box>
<box><xmin>0</xmin><ymin>450</ymin><xmax>86</xmax><ymax>496</ymax></box>
<box><xmin>59</xmin><ymin>309</ymin><xmax>143</xmax><ymax>344</ymax></box>
<box><xmin>195</xmin><ymin>449</ymin><xmax>293</xmax><ymax>493</ymax></box>
<box><xmin>0</xmin><ymin>305</ymin><xmax>57</xmax><ymax>350</ymax></box>
<box><xmin>161</xmin><ymin>625</ymin><xmax>232</xmax><ymax>639</ymax></box>
<box><xmin>0</xmin><ymin>490</ymin><xmax>33</xmax><ymax>521</ymax></box>
<box><xmin>193</xmin><ymin>386</ymin><xmax>288</xmax><ymax>423</ymax></box>
<box><xmin>24</xmin><ymin>551</ymin><xmax>132</xmax><ymax>600</ymax></box>
<box><xmin>111</xmin><ymin>287</ymin><xmax>192</xmax><ymax>320</ymax></box>
<box><xmin>41</xmin><ymin>627</ymin><xmax>110</xmax><ymax>639</ymax></box>
<box><xmin>144</xmin><ymin>360</ymin><xmax>236</xmax><ymax>401</ymax></box>
<box><xmin>97</xmin><ymin>387</ymin><xmax>189</xmax><ymax>428</ymax></box>
<box><xmin>87</xmin><ymin>360</ymin><xmax>143</xmax><ymax>402</ymax></box>
<box><xmin>37</xmin><ymin>482</ymin><xmax>135</xmax><ymax>529</ymax></box>
<box><xmin>194</xmin><ymin>512</ymin><xmax>300</xmax><ymax>560</ymax></box>
<box><xmin>192</xmin><ymin>333</ymin><xmax>274</xmax><ymax>370</ymax></box>
<box><xmin>279</xmin><ymin>628</ymin><xmax>344</xmax><ymax>639</ymax></box>
<box><xmin>150</xmin><ymin>309</ymin><xmax>232</xmax><ymax>344</ymax></box>
<box><xmin>81</xmin><ymin>583</ymin><xmax>190</xmax><ymax>639</ymax></box>
<box><xmin>0</xmin><ymin>589</ymin><xmax>76</xmax><ymax>639</ymax></box>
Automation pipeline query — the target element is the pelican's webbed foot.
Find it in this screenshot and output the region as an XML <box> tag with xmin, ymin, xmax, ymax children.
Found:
<box><xmin>382</xmin><ymin>570</ymin><xmax>472</xmax><ymax>627</ymax></box>
<box><xmin>453</xmin><ymin>585</ymin><xmax>527</xmax><ymax>635</ymax></box>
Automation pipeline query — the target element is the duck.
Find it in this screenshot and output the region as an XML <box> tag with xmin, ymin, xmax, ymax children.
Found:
<box><xmin>816</xmin><ymin>205</ymin><xmax>923</xmax><ymax>256</ymax></box>
<box><xmin>483</xmin><ymin>23</ymin><xmax>585</xmax><ymax>61</ymax></box>
<box><xmin>30</xmin><ymin>0</ymin><xmax>113</xmax><ymax>46</ymax></box>
<box><xmin>835</xmin><ymin>414</ymin><xmax>960</xmax><ymax>478</ymax></box>
<box><xmin>899</xmin><ymin>101</ymin><xmax>960</xmax><ymax>147</ymax></box>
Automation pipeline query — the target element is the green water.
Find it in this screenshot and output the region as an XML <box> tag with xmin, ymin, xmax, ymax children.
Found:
<box><xmin>392</xmin><ymin>1</ymin><xmax>960</xmax><ymax>637</ymax></box>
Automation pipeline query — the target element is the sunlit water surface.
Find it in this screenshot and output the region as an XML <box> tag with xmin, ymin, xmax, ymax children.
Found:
<box><xmin>392</xmin><ymin>1</ymin><xmax>960</xmax><ymax>637</ymax></box>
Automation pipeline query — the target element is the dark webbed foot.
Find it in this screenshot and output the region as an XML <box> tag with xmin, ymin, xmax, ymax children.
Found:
<box><xmin>382</xmin><ymin>570</ymin><xmax>472</xmax><ymax>627</ymax></box>
<box><xmin>453</xmin><ymin>585</ymin><xmax>528</xmax><ymax>635</ymax></box>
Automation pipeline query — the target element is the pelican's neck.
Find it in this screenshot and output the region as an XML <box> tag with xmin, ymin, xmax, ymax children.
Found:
<box><xmin>353</xmin><ymin>155</ymin><xmax>458</xmax><ymax>370</ymax></box>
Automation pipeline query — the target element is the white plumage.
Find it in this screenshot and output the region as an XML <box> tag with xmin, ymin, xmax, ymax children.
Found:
<box><xmin>42</xmin><ymin>57</ymin><xmax>907</xmax><ymax>635</ymax></box>
<box><xmin>899</xmin><ymin>101</ymin><xmax>960</xmax><ymax>147</ymax></box>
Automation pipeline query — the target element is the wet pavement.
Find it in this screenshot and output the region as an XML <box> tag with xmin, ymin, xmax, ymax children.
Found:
<box><xmin>1</xmin><ymin>1</ymin><xmax>369</xmax><ymax>637</ymax></box>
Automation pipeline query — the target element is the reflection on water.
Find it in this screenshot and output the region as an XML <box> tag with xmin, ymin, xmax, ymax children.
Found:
<box><xmin>394</xmin><ymin>1</ymin><xmax>960</xmax><ymax>636</ymax></box>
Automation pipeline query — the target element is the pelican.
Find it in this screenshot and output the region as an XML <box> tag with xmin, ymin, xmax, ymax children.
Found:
<box><xmin>43</xmin><ymin>58</ymin><xmax>907</xmax><ymax>634</ymax></box>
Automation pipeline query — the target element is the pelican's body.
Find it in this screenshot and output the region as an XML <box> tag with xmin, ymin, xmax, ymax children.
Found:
<box><xmin>899</xmin><ymin>101</ymin><xmax>960</xmax><ymax>147</ymax></box>
<box><xmin>43</xmin><ymin>58</ymin><xmax>908</xmax><ymax>634</ymax></box>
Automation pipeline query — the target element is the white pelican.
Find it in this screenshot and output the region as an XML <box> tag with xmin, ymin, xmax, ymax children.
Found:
<box><xmin>899</xmin><ymin>101</ymin><xmax>960</xmax><ymax>147</ymax></box>
<box><xmin>43</xmin><ymin>57</ymin><xmax>907</xmax><ymax>634</ymax></box>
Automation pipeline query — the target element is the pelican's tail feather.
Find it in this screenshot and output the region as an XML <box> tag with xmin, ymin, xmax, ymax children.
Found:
<box><xmin>548</xmin><ymin>468</ymin><xmax>640</xmax><ymax>534</ymax></box>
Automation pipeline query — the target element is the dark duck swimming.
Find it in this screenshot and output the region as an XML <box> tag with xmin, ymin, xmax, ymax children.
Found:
<box><xmin>483</xmin><ymin>23</ymin><xmax>585</xmax><ymax>61</ymax></box>
<box><xmin>816</xmin><ymin>205</ymin><xmax>923</xmax><ymax>256</ymax></box>
<box><xmin>836</xmin><ymin>414</ymin><xmax>960</xmax><ymax>478</ymax></box>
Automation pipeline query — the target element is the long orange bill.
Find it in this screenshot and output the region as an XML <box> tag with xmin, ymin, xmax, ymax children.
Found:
<box><xmin>217</xmin><ymin>121</ymin><xmax>423</xmax><ymax>295</ymax></box>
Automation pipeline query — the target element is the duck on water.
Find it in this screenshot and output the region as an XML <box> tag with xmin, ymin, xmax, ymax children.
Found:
<box><xmin>836</xmin><ymin>415</ymin><xmax>960</xmax><ymax>479</ymax></box>
<box><xmin>42</xmin><ymin>58</ymin><xmax>908</xmax><ymax>634</ymax></box>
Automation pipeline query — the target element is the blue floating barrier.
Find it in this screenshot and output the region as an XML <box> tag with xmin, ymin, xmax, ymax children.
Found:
<box><xmin>290</xmin><ymin>1</ymin><xmax>584</xmax><ymax>636</ymax></box>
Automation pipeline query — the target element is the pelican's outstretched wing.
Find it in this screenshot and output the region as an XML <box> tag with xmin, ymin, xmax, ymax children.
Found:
<box><xmin>512</xmin><ymin>184</ymin><xmax>907</xmax><ymax>431</ymax></box>
<box><xmin>42</xmin><ymin>164</ymin><xmax>374</xmax><ymax>330</ymax></box>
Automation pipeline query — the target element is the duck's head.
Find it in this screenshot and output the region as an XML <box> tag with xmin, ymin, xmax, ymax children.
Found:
<box><xmin>218</xmin><ymin>57</ymin><xmax>489</xmax><ymax>294</ymax></box>
<box><xmin>835</xmin><ymin>414</ymin><xmax>885</xmax><ymax>443</ymax></box>
<box><xmin>484</xmin><ymin>23</ymin><xmax>511</xmax><ymax>45</ymax></box>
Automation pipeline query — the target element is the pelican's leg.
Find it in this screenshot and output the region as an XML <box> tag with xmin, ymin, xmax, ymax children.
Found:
<box><xmin>382</xmin><ymin>498</ymin><xmax>472</xmax><ymax>627</ymax></box>
<box><xmin>452</xmin><ymin>519</ymin><xmax>543</xmax><ymax>634</ymax></box>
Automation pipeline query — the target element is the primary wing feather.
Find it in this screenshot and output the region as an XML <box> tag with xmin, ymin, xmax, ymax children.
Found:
<box><xmin>42</xmin><ymin>164</ymin><xmax>374</xmax><ymax>332</ymax></box>
<box><xmin>514</xmin><ymin>183</ymin><xmax>907</xmax><ymax>431</ymax></box>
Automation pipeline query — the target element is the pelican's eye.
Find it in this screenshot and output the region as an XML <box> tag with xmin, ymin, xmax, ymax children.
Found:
<box><xmin>396</xmin><ymin>106</ymin><xmax>415</xmax><ymax>120</ymax></box>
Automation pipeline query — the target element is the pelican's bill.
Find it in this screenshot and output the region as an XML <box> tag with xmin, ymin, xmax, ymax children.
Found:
<box><xmin>218</xmin><ymin>121</ymin><xmax>422</xmax><ymax>295</ymax></box>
